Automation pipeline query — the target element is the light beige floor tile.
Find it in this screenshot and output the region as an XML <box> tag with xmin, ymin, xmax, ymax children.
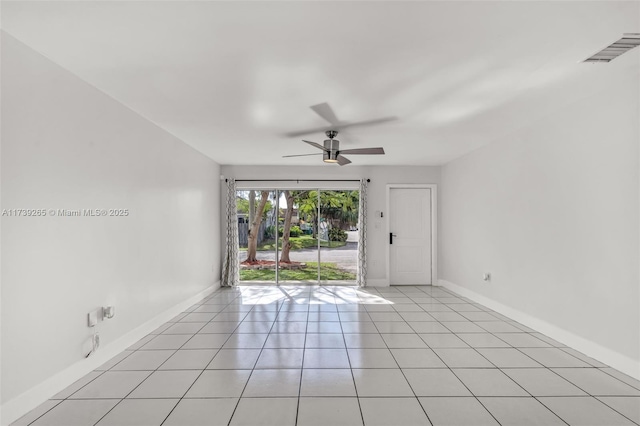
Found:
<box><xmin>597</xmin><ymin>396</ymin><xmax>640</xmax><ymax>424</ymax></box>
<box><xmin>95</xmin><ymin>399</ymin><xmax>178</xmax><ymax>426</ymax></box>
<box><xmin>539</xmin><ymin>396</ymin><xmax>636</xmax><ymax>426</ymax></box>
<box><xmin>419</xmin><ymin>397</ymin><xmax>499</xmax><ymax>426</ymax></box>
<box><xmin>128</xmin><ymin>370</ymin><xmax>200</xmax><ymax>398</ymax></box>
<box><xmin>352</xmin><ymin>369</ymin><xmax>413</xmax><ymax>396</ymax></box>
<box><xmin>420</xmin><ymin>333</ymin><xmax>469</xmax><ymax>348</ymax></box>
<box><xmin>503</xmin><ymin>368</ymin><xmax>587</xmax><ymax>396</ymax></box>
<box><xmin>230</xmin><ymin>398</ymin><xmax>297</xmax><ymax>426</ymax></box>
<box><xmin>52</xmin><ymin>371</ymin><xmax>103</xmax><ymax>399</ymax></box>
<box><xmin>255</xmin><ymin>348</ymin><xmax>304</xmax><ymax>369</ymax></box>
<box><xmin>404</xmin><ymin>368</ymin><xmax>472</xmax><ymax>396</ymax></box>
<box><xmin>163</xmin><ymin>398</ymin><xmax>238</xmax><ymax>426</ymax></box>
<box><xmin>360</xmin><ymin>397</ymin><xmax>430</xmax><ymax>426</ymax></box>
<box><xmin>552</xmin><ymin>368</ymin><xmax>640</xmax><ymax>396</ymax></box>
<box><xmin>300</xmin><ymin>369</ymin><xmax>357</xmax><ymax>396</ymax></box>
<box><xmin>457</xmin><ymin>333</ymin><xmax>511</xmax><ymax>348</ymax></box>
<box><xmin>222</xmin><ymin>333</ymin><xmax>269</xmax><ymax>349</ymax></box>
<box><xmin>11</xmin><ymin>400</ymin><xmax>62</xmax><ymax>425</ymax></box>
<box><xmin>31</xmin><ymin>400</ymin><xmax>118</xmax><ymax>426</ymax></box>
<box><xmin>206</xmin><ymin>348</ymin><xmax>261</xmax><ymax>369</ymax></box>
<box><xmin>181</xmin><ymin>333</ymin><xmax>231</xmax><ymax>349</ymax></box>
<box><xmin>433</xmin><ymin>348</ymin><xmax>493</xmax><ymax>368</ymax></box>
<box><xmin>476</xmin><ymin>348</ymin><xmax>542</xmax><ymax>368</ymax></box>
<box><xmin>110</xmin><ymin>350</ymin><xmax>175</xmax><ymax>371</ymax></box>
<box><xmin>344</xmin><ymin>333</ymin><xmax>387</xmax><ymax>348</ymax></box>
<box><xmin>304</xmin><ymin>348</ymin><xmax>351</xmax><ymax>368</ymax></box>
<box><xmin>297</xmin><ymin>397</ymin><xmax>363</xmax><ymax>426</ymax></box>
<box><xmin>347</xmin><ymin>348</ymin><xmax>398</xmax><ymax>368</ymax></box>
<box><xmin>185</xmin><ymin>370</ymin><xmax>251</xmax><ymax>397</ymax></box>
<box><xmin>69</xmin><ymin>371</ymin><xmax>151</xmax><ymax>399</ymax></box>
<box><xmin>453</xmin><ymin>368</ymin><xmax>528</xmax><ymax>396</ymax></box>
<box><xmin>391</xmin><ymin>349</ymin><xmax>447</xmax><ymax>368</ymax></box>
<box><xmin>381</xmin><ymin>333</ymin><xmax>429</xmax><ymax>348</ymax></box>
<box><xmin>519</xmin><ymin>347</ymin><xmax>591</xmax><ymax>367</ymax></box>
<box><xmin>243</xmin><ymin>369</ymin><xmax>301</xmax><ymax>397</ymax></box>
<box><xmin>479</xmin><ymin>397</ymin><xmax>565</xmax><ymax>425</ymax></box>
<box><xmin>159</xmin><ymin>349</ymin><xmax>217</xmax><ymax>370</ymax></box>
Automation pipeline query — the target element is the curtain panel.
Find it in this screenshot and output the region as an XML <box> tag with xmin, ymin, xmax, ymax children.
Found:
<box><xmin>357</xmin><ymin>179</ymin><xmax>368</xmax><ymax>287</ymax></box>
<box><xmin>221</xmin><ymin>178</ymin><xmax>239</xmax><ymax>287</ymax></box>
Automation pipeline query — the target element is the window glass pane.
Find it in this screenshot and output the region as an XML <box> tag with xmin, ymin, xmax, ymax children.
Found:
<box><xmin>238</xmin><ymin>190</ymin><xmax>277</xmax><ymax>283</ymax></box>
<box><xmin>318</xmin><ymin>190</ymin><xmax>359</xmax><ymax>285</ymax></box>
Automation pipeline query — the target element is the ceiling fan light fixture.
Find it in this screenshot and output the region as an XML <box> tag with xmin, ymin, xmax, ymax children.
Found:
<box><xmin>323</xmin><ymin>150</ymin><xmax>339</xmax><ymax>163</ymax></box>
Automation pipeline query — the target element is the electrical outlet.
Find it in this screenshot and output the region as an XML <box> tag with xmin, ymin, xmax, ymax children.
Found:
<box><xmin>103</xmin><ymin>306</ymin><xmax>115</xmax><ymax>319</ymax></box>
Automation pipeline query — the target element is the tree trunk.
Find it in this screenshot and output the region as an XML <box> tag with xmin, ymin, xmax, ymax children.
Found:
<box><xmin>311</xmin><ymin>214</ymin><xmax>318</xmax><ymax>239</ymax></box>
<box><xmin>280</xmin><ymin>190</ymin><xmax>295</xmax><ymax>263</ymax></box>
<box><xmin>248</xmin><ymin>191</ymin><xmax>255</xmax><ymax>229</ymax></box>
<box><xmin>246</xmin><ymin>191</ymin><xmax>269</xmax><ymax>262</ymax></box>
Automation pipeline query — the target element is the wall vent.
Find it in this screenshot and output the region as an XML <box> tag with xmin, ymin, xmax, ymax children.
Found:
<box><xmin>583</xmin><ymin>33</ymin><xmax>640</xmax><ymax>63</ymax></box>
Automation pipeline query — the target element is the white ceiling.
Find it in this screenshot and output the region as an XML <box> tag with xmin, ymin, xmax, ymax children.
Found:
<box><xmin>2</xmin><ymin>1</ymin><xmax>638</xmax><ymax>166</ymax></box>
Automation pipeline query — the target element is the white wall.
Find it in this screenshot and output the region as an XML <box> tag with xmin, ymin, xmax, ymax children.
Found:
<box><xmin>0</xmin><ymin>33</ymin><xmax>221</xmax><ymax>419</ymax></box>
<box><xmin>220</xmin><ymin>165</ymin><xmax>440</xmax><ymax>285</ymax></box>
<box><xmin>440</xmin><ymin>58</ymin><xmax>639</xmax><ymax>378</ymax></box>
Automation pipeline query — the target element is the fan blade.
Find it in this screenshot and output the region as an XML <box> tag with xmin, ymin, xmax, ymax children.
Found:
<box><xmin>303</xmin><ymin>140</ymin><xmax>328</xmax><ymax>151</ymax></box>
<box><xmin>284</xmin><ymin>116</ymin><xmax>397</xmax><ymax>138</ymax></box>
<box><xmin>336</xmin><ymin>155</ymin><xmax>352</xmax><ymax>166</ymax></box>
<box><xmin>282</xmin><ymin>153</ymin><xmax>324</xmax><ymax>158</ymax></box>
<box><xmin>338</xmin><ymin>116</ymin><xmax>397</xmax><ymax>131</ymax></box>
<box><xmin>339</xmin><ymin>147</ymin><xmax>385</xmax><ymax>155</ymax></box>
<box><xmin>310</xmin><ymin>102</ymin><xmax>341</xmax><ymax>125</ymax></box>
<box><xmin>284</xmin><ymin>125</ymin><xmax>334</xmax><ymax>138</ymax></box>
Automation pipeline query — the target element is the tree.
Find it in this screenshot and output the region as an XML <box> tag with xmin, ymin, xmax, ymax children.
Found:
<box><xmin>296</xmin><ymin>190</ymin><xmax>319</xmax><ymax>238</ymax></box>
<box><xmin>322</xmin><ymin>190</ymin><xmax>359</xmax><ymax>229</ymax></box>
<box><xmin>237</xmin><ymin>194</ymin><xmax>272</xmax><ymax>220</ymax></box>
<box><xmin>295</xmin><ymin>190</ymin><xmax>359</xmax><ymax>235</ymax></box>
<box><xmin>280</xmin><ymin>190</ymin><xmax>295</xmax><ymax>263</ymax></box>
<box><xmin>245</xmin><ymin>190</ymin><xmax>270</xmax><ymax>262</ymax></box>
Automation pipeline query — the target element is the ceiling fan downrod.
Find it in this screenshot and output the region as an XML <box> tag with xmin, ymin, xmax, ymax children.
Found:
<box><xmin>323</xmin><ymin>130</ymin><xmax>340</xmax><ymax>163</ymax></box>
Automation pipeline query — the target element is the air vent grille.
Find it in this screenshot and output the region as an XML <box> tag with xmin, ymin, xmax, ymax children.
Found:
<box><xmin>584</xmin><ymin>33</ymin><xmax>640</xmax><ymax>63</ymax></box>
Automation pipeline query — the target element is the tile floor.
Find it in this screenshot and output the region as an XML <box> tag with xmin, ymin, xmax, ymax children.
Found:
<box><xmin>13</xmin><ymin>285</ymin><xmax>640</xmax><ymax>426</ymax></box>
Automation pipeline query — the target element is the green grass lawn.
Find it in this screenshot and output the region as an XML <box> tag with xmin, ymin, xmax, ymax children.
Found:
<box><xmin>240</xmin><ymin>262</ymin><xmax>356</xmax><ymax>282</ymax></box>
<box><xmin>239</xmin><ymin>235</ymin><xmax>347</xmax><ymax>252</ymax></box>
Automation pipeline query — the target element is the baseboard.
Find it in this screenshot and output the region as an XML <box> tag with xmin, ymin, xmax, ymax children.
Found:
<box><xmin>438</xmin><ymin>279</ymin><xmax>640</xmax><ymax>381</ymax></box>
<box><xmin>366</xmin><ymin>278</ymin><xmax>389</xmax><ymax>287</ymax></box>
<box><xmin>1</xmin><ymin>282</ymin><xmax>220</xmax><ymax>426</ymax></box>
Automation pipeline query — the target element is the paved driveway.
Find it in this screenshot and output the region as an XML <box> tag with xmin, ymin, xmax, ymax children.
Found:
<box><xmin>240</xmin><ymin>241</ymin><xmax>358</xmax><ymax>273</ymax></box>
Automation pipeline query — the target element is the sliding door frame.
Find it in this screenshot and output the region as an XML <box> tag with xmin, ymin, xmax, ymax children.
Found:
<box><xmin>236</xmin><ymin>181</ymin><xmax>360</xmax><ymax>286</ymax></box>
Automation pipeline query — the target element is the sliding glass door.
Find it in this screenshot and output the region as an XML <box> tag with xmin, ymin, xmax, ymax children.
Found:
<box><xmin>238</xmin><ymin>188</ymin><xmax>358</xmax><ymax>285</ymax></box>
<box><xmin>318</xmin><ymin>190</ymin><xmax>358</xmax><ymax>284</ymax></box>
<box><xmin>237</xmin><ymin>190</ymin><xmax>277</xmax><ymax>282</ymax></box>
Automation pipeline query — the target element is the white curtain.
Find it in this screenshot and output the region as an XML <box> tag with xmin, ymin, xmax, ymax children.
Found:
<box><xmin>357</xmin><ymin>179</ymin><xmax>368</xmax><ymax>287</ymax></box>
<box><xmin>221</xmin><ymin>178</ymin><xmax>239</xmax><ymax>287</ymax></box>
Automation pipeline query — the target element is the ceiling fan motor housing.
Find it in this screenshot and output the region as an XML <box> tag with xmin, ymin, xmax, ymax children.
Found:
<box><xmin>323</xmin><ymin>138</ymin><xmax>340</xmax><ymax>162</ymax></box>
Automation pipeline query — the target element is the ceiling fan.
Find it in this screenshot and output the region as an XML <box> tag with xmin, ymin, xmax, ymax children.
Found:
<box><xmin>284</xmin><ymin>102</ymin><xmax>397</xmax><ymax>138</ymax></box>
<box><xmin>283</xmin><ymin>102</ymin><xmax>394</xmax><ymax>166</ymax></box>
<box><xmin>283</xmin><ymin>130</ymin><xmax>385</xmax><ymax>166</ymax></box>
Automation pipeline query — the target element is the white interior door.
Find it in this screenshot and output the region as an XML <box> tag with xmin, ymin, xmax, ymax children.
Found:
<box><xmin>389</xmin><ymin>188</ymin><xmax>432</xmax><ymax>285</ymax></box>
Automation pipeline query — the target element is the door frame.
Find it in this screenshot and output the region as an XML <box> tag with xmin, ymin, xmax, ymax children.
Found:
<box><xmin>235</xmin><ymin>185</ymin><xmax>360</xmax><ymax>286</ymax></box>
<box><xmin>385</xmin><ymin>184</ymin><xmax>438</xmax><ymax>286</ymax></box>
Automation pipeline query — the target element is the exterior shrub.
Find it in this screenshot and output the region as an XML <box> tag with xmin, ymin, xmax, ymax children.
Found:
<box><xmin>289</xmin><ymin>226</ymin><xmax>302</xmax><ymax>237</ymax></box>
<box><xmin>328</xmin><ymin>227</ymin><xmax>348</xmax><ymax>242</ymax></box>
